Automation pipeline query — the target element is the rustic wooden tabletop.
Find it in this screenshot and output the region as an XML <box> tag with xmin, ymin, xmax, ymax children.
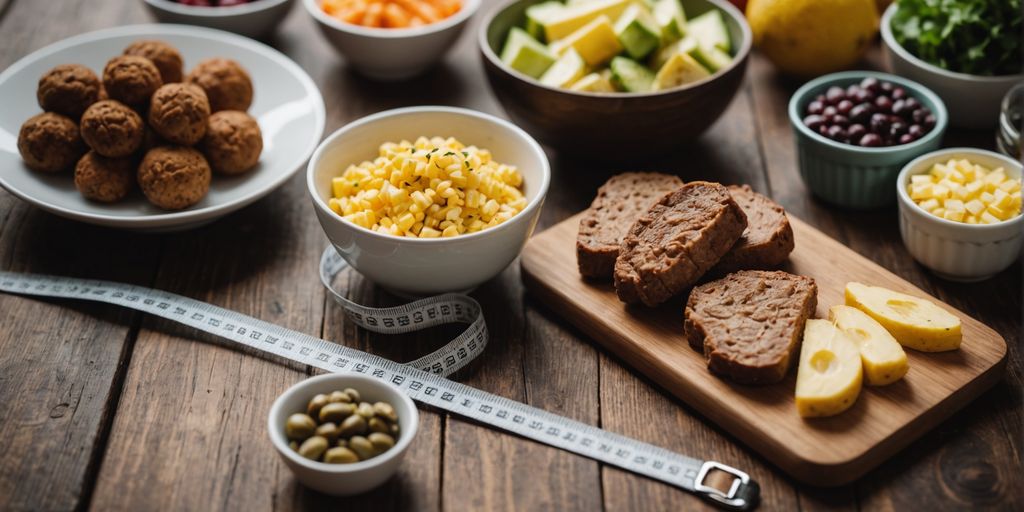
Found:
<box><xmin>0</xmin><ymin>1</ymin><xmax>1020</xmax><ymax>510</ymax></box>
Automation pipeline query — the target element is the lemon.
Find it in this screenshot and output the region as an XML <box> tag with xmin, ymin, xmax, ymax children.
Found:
<box><xmin>747</xmin><ymin>0</ymin><xmax>878</xmax><ymax>77</ymax></box>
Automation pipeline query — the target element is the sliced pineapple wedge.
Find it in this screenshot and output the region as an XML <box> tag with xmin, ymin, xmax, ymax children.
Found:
<box><xmin>829</xmin><ymin>305</ymin><xmax>909</xmax><ymax>386</ymax></box>
<box><xmin>845</xmin><ymin>283</ymin><xmax>962</xmax><ymax>352</ymax></box>
<box><xmin>796</xmin><ymin>319</ymin><xmax>864</xmax><ymax>418</ymax></box>
<box><xmin>651</xmin><ymin>52</ymin><xmax>710</xmax><ymax>91</ymax></box>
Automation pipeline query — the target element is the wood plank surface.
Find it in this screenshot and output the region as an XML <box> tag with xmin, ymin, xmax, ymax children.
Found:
<box><xmin>521</xmin><ymin>213</ymin><xmax>1008</xmax><ymax>486</ymax></box>
<box><xmin>0</xmin><ymin>1</ymin><xmax>1020</xmax><ymax>511</ymax></box>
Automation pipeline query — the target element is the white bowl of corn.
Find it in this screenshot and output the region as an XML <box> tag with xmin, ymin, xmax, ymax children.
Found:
<box><xmin>897</xmin><ymin>148</ymin><xmax>1022</xmax><ymax>282</ymax></box>
<box><xmin>307</xmin><ymin>106</ymin><xmax>550</xmax><ymax>295</ymax></box>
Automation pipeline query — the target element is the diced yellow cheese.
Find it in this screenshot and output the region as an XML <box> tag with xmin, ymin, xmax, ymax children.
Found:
<box><xmin>965</xmin><ymin>215</ymin><xmax>978</xmax><ymax>224</ymax></box>
<box><xmin>909</xmin><ymin>160</ymin><xmax>1021</xmax><ymax>224</ymax></box>
<box><xmin>987</xmin><ymin>204</ymin><xmax>1009</xmax><ymax>220</ymax></box>
<box><xmin>943</xmin><ymin>209</ymin><xmax>964</xmax><ymax>222</ymax></box>
<box><xmin>911</xmin><ymin>174</ymin><xmax>932</xmax><ymax>185</ymax></box>
<box><xmin>931</xmin><ymin>207</ymin><xmax>945</xmax><ymax>217</ymax></box>
<box><xmin>918</xmin><ymin>198</ymin><xmax>940</xmax><ymax>212</ymax></box>
<box><xmin>981</xmin><ymin>211</ymin><xmax>1000</xmax><ymax>224</ymax></box>
<box><xmin>999</xmin><ymin>179</ymin><xmax>1021</xmax><ymax>193</ymax></box>
<box><xmin>931</xmin><ymin>184</ymin><xmax>949</xmax><ymax>199</ymax></box>
<box><xmin>944</xmin><ymin>199</ymin><xmax>964</xmax><ymax>211</ymax></box>
<box><xmin>910</xmin><ymin>183</ymin><xmax>932</xmax><ymax>200</ymax></box>
<box><xmin>965</xmin><ymin>199</ymin><xmax>986</xmax><ymax>216</ymax></box>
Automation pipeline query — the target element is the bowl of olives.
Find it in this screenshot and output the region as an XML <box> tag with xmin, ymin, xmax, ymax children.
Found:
<box><xmin>788</xmin><ymin>71</ymin><xmax>948</xmax><ymax>209</ymax></box>
<box><xmin>268</xmin><ymin>373</ymin><xmax>419</xmax><ymax>496</ymax></box>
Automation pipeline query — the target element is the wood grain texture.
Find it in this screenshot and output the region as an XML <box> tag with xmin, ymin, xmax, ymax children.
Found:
<box><xmin>520</xmin><ymin>212</ymin><xmax>1008</xmax><ymax>486</ymax></box>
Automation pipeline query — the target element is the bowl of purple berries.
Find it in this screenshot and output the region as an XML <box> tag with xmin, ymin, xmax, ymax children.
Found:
<box><xmin>788</xmin><ymin>71</ymin><xmax>947</xmax><ymax>209</ymax></box>
<box><xmin>143</xmin><ymin>0</ymin><xmax>296</xmax><ymax>39</ymax></box>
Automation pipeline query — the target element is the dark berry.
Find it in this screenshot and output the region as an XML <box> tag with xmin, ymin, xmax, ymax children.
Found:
<box><xmin>908</xmin><ymin>124</ymin><xmax>924</xmax><ymax>138</ymax></box>
<box><xmin>892</xmin><ymin>87</ymin><xmax>907</xmax><ymax>100</ymax></box>
<box><xmin>848</xmin><ymin>123</ymin><xmax>867</xmax><ymax>140</ymax></box>
<box><xmin>899</xmin><ymin>133</ymin><xmax>915</xmax><ymax>144</ymax></box>
<box><xmin>823</xmin><ymin>105</ymin><xmax>838</xmax><ymax>117</ymax></box>
<box><xmin>854</xmin><ymin>88</ymin><xmax>875</xmax><ymax>103</ymax></box>
<box><xmin>890</xmin><ymin>121</ymin><xmax>907</xmax><ymax>137</ymax></box>
<box><xmin>860</xmin><ymin>77</ymin><xmax>880</xmax><ymax>92</ymax></box>
<box><xmin>827</xmin><ymin>125</ymin><xmax>847</xmax><ymax>142</ymax></box>
<box><xmin>837</xmin><ymin>99</ymin><xmax>854</xmax><ymax>115</ymax></box>
<box><xmin>891</xmin><ymin>99</ymin><xmax>908</xmax><ymax>116</ymax></box>
<box><xmin>804</xmin><ymin>115</ymin><xmax>827</xmax><ymax>131</ymax></box>
<box><xmin>875</xmin><ymin>95</ymin><xmax>893</xmax><ymax>112</ymax></box>
<box><xmin>846</xmin><ymin>84</ymin><xmax>861</xmax><ymax>97</ymax></box>
<box><xmin>850</xmin><ymin>103</ymin><xmax>874</xmax><ymax>123</ymax></box>
<box><xmin>860</xmin><ymin>133</ymin><xmax>883</xmax><ymax>147</ymax></box>
<box><xmin>832</xmin><ymin>114</ymin><xmax>850</xmax><ymax>127</ymax></box>
<box><xmin>912</xmin><ymin>108</ymin><xmax>928</xmax><ymax>124</ymax></box>
<box><xmin>903</xmin><ymin>97</ymin><xmax>919</xmax><ymax>111</ymax></box>
<box><xmin>923</xmin><ymin>114</ymin><xmax>937</xmax><ymax>129</ymax></box>
<box><xmin>826</xmin><ymin>86</ymin><xmax>846</xmax><ymax>104</ymax></box>
<box><xmin>807</xmin><ymin>100</ymin><xmax>825</xmax><ymax>115</ymax></box>
<box><xmin>870</xmin><ymin>113</ymin><xmax>891</xmax><ymax>133</ymax></box>
<box><xmin>880</xmin><ymin>81</ymin><xmax>894</xmax><ymax>92</ymax></box>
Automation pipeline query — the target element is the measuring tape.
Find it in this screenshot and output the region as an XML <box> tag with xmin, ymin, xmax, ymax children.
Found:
<box><xmin>0</xmin><ymin>248</ymin><xmax>760</xmax><ymax>510</ymax></box>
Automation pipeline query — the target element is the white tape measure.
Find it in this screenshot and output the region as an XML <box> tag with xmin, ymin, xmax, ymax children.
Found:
<box><xmin>0</xmin><ymin>248</ymin><xmax>759</xmax><ymax>510</ymax></box>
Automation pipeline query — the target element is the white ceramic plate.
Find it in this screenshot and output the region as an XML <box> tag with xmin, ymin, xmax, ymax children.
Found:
<box><xmin>0</xmin><ymin>24</ymin><xmax>325</xmax><ymax>231</ymax></box>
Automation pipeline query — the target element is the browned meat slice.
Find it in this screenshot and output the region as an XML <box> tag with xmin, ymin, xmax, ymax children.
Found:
<box><xmin>576</xmin><ymin>172</ymin><xmax>684</xmax><ymax>279</ymax></box>
<box><xmin>713</xmin><ymin>185</ymin><xmax>795</xmax><ymax>274</ymax></box>
<box><xmin>614</xmin><ymin>181</ymin><xmax>747</xmax><ymax>306</ymax></box>
<box><xmin>684</xmin><ymin>270</ymin><xmax>817</xmax><ymax>384</ymax></box>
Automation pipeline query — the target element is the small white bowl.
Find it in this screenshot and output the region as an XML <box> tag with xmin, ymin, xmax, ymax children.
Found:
<box><xmin>302</xmin><ymin>0</ymin><xmax>480</xmax><ymax>80</ymax></box>
<box><xmin>897</xmin><ymin>148</ymin><xmax>1022</xmax><ymax>282</ymax></box>
<box><xmin>268</xmin><ymin>373</ymin><xmax>419</xmax><ymax>496</ymax></box>
<box><xmin>307</xmin><ymin>106</ymin><xmax>550</xmax><ymax>296</ymax></box>
<box><xmin>143</xmin><ymin>0</ymin><xmax>297</xmax><ymax>38</ymax></box>
<box><xmin>881</xmin><ymin>4</ymin><xmax>1024</xmax><ymax>130</ymax></box>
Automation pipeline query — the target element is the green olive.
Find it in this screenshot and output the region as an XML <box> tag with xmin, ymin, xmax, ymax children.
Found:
<box><xmin>306</xmin><ymin>394</ymin><xmax>329</xmax><ymax>418</ymax></box>
<box><xmin>323</xmin><ymin>446</ymin><xmax>360</xmax><ymax>464</ymax></box>
<box><xmin>339</xmin><ymin>414</ymin><xmax>367</xmax><ymax>437</ymax></box>
<box><xmin>373</xmin><ymin>402</ymin><xmax>398</xmax><ymax>422</ymax></box>
<box><xmin>349</xmin><ymin>435</ymin><xmax>376</xmax><ymax>460</ymax></box>
<box><xmin>337</xmin><ymin>438</ymin><xmax>348</xmax><ymax>448</ymax></box>
<box><xmin>327</xmin><ymin>390</ymin><xmax>352</xmax><ymax>404</ymax></box>
<box><xmin>316</xmin><ymin>422</ymin><xmax>341</xmax><ymax>443</ymax></box>
<box><xmin>285</xmin><ymin>413</ymin><xmax>317</xmax><ymax>440</ymax></box>
<box><xmin>368</xmin><ymin>432</ymin><xmax>395</xmax><ymax>453</ymax></box>
<box><xmin>368</xmin><ymin>417</ymin><xmax>390</xmax><ymax>434</ymax></box>
<box><xmin>356</xmin><ymin>402</ymin><xmax>375</xmax><ymax>419</ymax></box>
<box><xmin>289</xmin><ymin>441</ymin><xmax>299</xmax><ymax>452</ymax></box>
<box><xmin>298</xmin><ymin>436</ymin><xmax>328</xmax><ymax>460</ymax></box>
<box><xmin>319</xmin><ymin>402</ymin><xmax>356</xmax><ymax>424</ymax></box>
<box><xmin>343</xmin><ymin>387</ymin><xmax>361</xmax><ymax>403</ymax></box>
<box><xmin>390</xmin><ymin>423</ymin><xmax>400</xmax><ymax>436</ymax></box>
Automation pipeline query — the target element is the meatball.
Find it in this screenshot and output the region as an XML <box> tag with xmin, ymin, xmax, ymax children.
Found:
<box><xmin>124</xmin><ymin>40</ymin><xmax>184</xmax><ymax>84</ymax></box>
<box><xmin>80</xmin><ymin>100</ymin><xmax>144</xmax><ymax>157</ymax></box>
<box><xmin>201</xmin><ymin>111</ymin><xmax>262</xmax><ymax>175</ymax></box>
<box><xmin>186</xmin><ymin>58</ymin><xmax>253</xmax><ymax>112</ymax></box>
<box><xmin>74</xmin><ymin>151</ymin><xmax>135</xmax><ymax>202</ymax></box>
<box><xmin>17</xmin><ymin>113</ymin><xmax>84</xmax><ymax>173</ymax></box>
<box><xmin>138</xmin><ymin>146</ymin><xmax>211</xmax><ymax>210</ymax></box>
<box><xmin>148</xmin><ymin>83</ymin><xmax>210</xmax><ymax>145</ymax></box>
<box><xmin>103</xmin><ymin>55</ymin><xmax>163</xmax><ymax>106</ymax></box>
<box><xmin>37</xmin><ymin>64</ymin><xmax>102</xmax><ymax>119</ymax></box>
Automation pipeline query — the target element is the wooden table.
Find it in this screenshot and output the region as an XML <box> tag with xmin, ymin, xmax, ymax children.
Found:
<box><xmin>0</xmin><ymin>1</ymin><xmax>1020</xmax><ymax>510</ymax></box>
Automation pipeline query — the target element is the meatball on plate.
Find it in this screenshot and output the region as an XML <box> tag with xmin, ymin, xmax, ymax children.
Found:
<box><xmin>0</xmin><ymin>24</ymin><xmax>324</xmax><ymax>231</ymax></box>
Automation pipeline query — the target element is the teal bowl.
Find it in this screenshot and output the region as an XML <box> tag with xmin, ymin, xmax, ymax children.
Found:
<box><xmin>788</xmin><ymin>71</ymin><xmax>948</xmax><ymax>209</ymax></box>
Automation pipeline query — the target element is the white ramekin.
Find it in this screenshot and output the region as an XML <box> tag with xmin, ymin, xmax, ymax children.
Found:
<box><xmin>268</xmin><ymin>373</ymin><xmax>419</xmax><ymax>495</ymax></box>
<box><xmin>896</xmin><ymin>148</ymin><xmax>1022</xmax><ymax>282</ymax></box>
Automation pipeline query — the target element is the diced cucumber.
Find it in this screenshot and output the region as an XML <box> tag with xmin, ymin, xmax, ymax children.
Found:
<box><xmin>653</xmin><ymin>0</ymin><xmax>687</xmax><ymax>41</ymax></box>
<box><xmin>501</xmin><ymin>27</ymin><xmax>557</xmax><ymax>79</ymax></box>
<box><xmin>614</xmin><ymin>4</ymin><xmax>661</xmax><ymax>60</ymax></box>
<box><xmin>526</xmin><ymin>1</ymin><xmax>565</xmax><ymax>41</ymax></box>
<box><xmin>652</xmin><ymin>52</ymin><xmax>710</xmax><ymax>91</ymax></box>
<box><xmin>688</xmin><ymin>9</ymin><xmax>731</xmax><ymax>52</ymax></box>
<box><xmin>690</xmin><ymin>44</ymin><xmax>732</xmax><ymax>72</ymax></box>
<box><xmin>650</xmin><ymin>35</ymin><xmax>697</xmax><ymax>69</ymax></box>
<box><xmin>610</xmin><ymin>56</ymin><xmax>655</xmax><ymax>92</ymax></box>
<box><xmin>541</xmin><ymin>48</ymin><xmax>587</xmax><ymax>88</ymax></box>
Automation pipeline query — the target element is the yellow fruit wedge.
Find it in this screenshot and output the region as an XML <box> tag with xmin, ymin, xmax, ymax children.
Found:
<box><xmin>796</xmin><ymin>319</ymin><xmax>864</xmax><ymax>418</ymax></box>
<box><xmin>550</xmin><ymin>16</ymin><xmax>624</xmax><ymax>67</ymax></box>
<box><xmin>651</xmin><ymin>52</ymin><xmax>710</xmax><ymax>91</ymax></box>
<box><xmin>845</xmin><ymin>283</ymin><xmax>962</xmax><ymax>352</ymax></box>
<box><xmin>542</xmin><ymin>0</ymin><xmax>634</xmax><ymax>42</ymax></box>
<box><xmin>829</xmin><ymin>305</ymin><xmax>909</xmax><ymax>386</ymax></box>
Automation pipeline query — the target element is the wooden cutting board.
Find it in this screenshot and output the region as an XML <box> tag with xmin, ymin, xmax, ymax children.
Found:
<box><xmin>520</xmin><ymin>213</ymin><xmax>1008</xmax><ymax>486</ymax></box>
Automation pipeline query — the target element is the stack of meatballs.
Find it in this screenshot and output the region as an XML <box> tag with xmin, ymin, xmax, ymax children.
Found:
<box><xmin>18</xmin><ymin>40</ymin><xmax>263</xmax><ymax>210</ymax></box>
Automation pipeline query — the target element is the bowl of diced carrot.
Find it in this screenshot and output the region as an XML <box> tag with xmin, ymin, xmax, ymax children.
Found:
<box><xmin>303</xmin><ymin>0</ymin><xmax>480</xmax><ymax>80</ymax></box>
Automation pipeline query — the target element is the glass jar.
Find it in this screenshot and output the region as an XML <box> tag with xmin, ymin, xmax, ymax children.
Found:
<box><xmin>996</xmin><ymin>83</ymin><xmax>1022</xmax><ymax>160</ymax></box>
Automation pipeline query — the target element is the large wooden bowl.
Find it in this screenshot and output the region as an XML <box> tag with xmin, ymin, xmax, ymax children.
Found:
<box><xmin>479</xmin><ymin>0</ymin><xmax>752</xmax><ymax>156</ymax></box>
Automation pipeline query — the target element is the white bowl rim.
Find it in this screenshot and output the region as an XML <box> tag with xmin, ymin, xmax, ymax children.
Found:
<box><xmin>788</xmin><ymin>70</ymin><xmax>948</xmax><ymax>155</ymax></box>
<box><xmin>306</xmin><ymin>105</ymin><xmax>551</xmax><ymax>245</ymax></box>
<box><xmin>144</xmin><ymin>0</ymin><xmax>294</xmax><ymax>18</ymax></box>
<box><xmin>896</xmin><ymin>147</ymin><xmax>1023</xmax><ymax>232</ymax></box>
<box><xmin>881</xmin><ymin>3</ymin><xmax>1024</xmax><ymax>83</ymax></box>
<box><xmin>267</xmin><ymin>373</ymin><xmax>420</xmax><ymax>474</ymax></box>
<box><xmin>0</xmin><ymin>23</ymin><xmax>326</xmax><ymax>228</ymax></box>
<box><xmin>477</xmin><ymin>0</ymin><xmax>753</xmax><ymax>99</ymax></box>
<box><xmin>302</xmin><ymin>0</ymin><xmax>481</xmax><ymax>39</ymax></box>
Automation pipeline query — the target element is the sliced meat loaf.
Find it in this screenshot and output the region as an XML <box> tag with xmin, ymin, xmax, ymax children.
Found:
<box><xmin>577</xmin><ymin>172</ymin><xmax>684</xmax><ymax>279</ymax></box>
<box><xmin>684</xmin><ymin>270</ymin><xmax>817</xmax><ymax>384</ymax></box>
<box><xmin>614</xmin><ymin>181</ymin><xmax>747</xmax><ymax>306</ymax></box>
<box><xmin>712</xmin><ymin>185</ymin><xmax>795</xmax><ymax>274</ymax></box>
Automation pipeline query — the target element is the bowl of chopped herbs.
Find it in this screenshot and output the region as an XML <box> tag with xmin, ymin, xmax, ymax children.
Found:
<box><xmin>881</xmin><ymin>0</ymin><xmax>1023</xmax><ymax>130</ymax></box>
